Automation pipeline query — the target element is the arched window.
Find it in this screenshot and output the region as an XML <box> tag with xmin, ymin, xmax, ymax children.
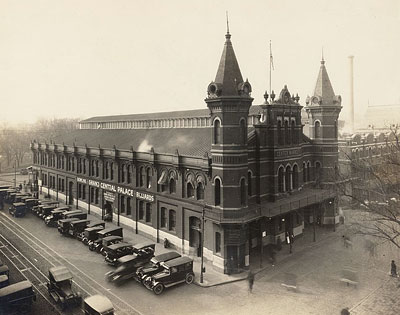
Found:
<box><xmin>110</xmin><ymin>162</ymin><xmax>114</xmax><ymax>180</ymax></box>
<box><xmin>314</xmin><ymin>121</ymin><xmax>321</xmax><ymax>139</ymax></box>
<box><xmin>169</xmin><ymin>178</ymin><xmax>176</xmax><ymax>194</ymax></box>
<box><xmin>292</xmin><ymin>164</ymin><xmax>298</xmax><ymax>189</ymax></box>
<box><xmin>247</xmin><ymin>171</ymin><xmax>252</xmax><ymax>196</ymax></box>
<box><xmin>196</xmin><ymin>182</ymin><xmax>204</xmax><ymax>200</ymax></box>
<box><xmin>284</xmin><ymin>120</ymin><xmax>289</xmax><ymax>144</ymax></box>
<box><xmin>278</xmin><ymin>167</ymin><xmax>284</xmax><ymax>193</ymax></box>
<box><xmin>121</xmin><ymin>164</ymin><xmax>125</xmax><ymax>182</ymax></box>
<box><xmin>169</xmin><ymin>210</ymin><xmax>176</xmax><ymax>231</ymax></box>
<box><xmin>187</xmin><ymin>182</ymin><xmax>194</xmax><ymax>198</ymax></box>
<box><xmin>214</xmin><ymin>119</ymin><xmax>221</xmax><ymax>144</ymax></box>
<box><xmin>285</xmin><ymin>165</ymin><xmax>291</xmax><ymax>191</ymax></box>
<box><xmin>240</xmin><ymin>178</ymin><xmax>246</xmax><ymax>206</ymax></box>
<box><xmin>239</xmin><ymin>119</ymin><xmax>246</xmax><ymax>144</ymax></box>
<box><xmin>140</xmin><ymin>167</ymin><xmax>145</xmax><ymax>187</ymax></box>
<box><xmin>278</xmin><ymin>120</ymin><xmax>283</xmax><ymax>145</ymax></box>
<box><xmin>146</xmin><ymin>168</ymin><xmax>152</xmax><ymax>188</ymax></box>
<box><xmin>291</xmin><ymin>120</ymin><xmax>296</xmax><ymax>144</ymax></box>
<box><xmin>307</xmin><ymin>162</ymin><xmax>311</xmax><ymax>182</ymax></box>
<box><xmin>215</xmin><ymin>232</ymin><xmax>221</xmax><ymax>253</ymax></box>
<box><xmin>160</xmin><ymin>207</ymin><xmax>167</xmax><ymax>228</ymax></box>
<box><xmin>303</xmin><ymin>162</ymin><xmax>306</xmax><ymax>183</ymax></box>
<box><xmin>127</xmin><ymin>165</ymin><xmax>131</xmax><ymax>183</ymax></box>
<box><xmin>315</xmin><ymin>162</ymin><xmax>321</xmax><ymax>183</ymax></box>
<box><xmin>215</xmin><ymin>178</ymin><xmax>221</xmax><ymax>206</ymax></box>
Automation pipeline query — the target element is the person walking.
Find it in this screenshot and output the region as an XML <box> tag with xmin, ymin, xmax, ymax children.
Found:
<box><xmin>248</xmin><ymin>270</ymin><xmax>255</xmax><ymax>294</ymax></box>
<box><xmin>391</xmin><ymin>260</ymin><xmax>397</xmax><ymax>277</ymax></box>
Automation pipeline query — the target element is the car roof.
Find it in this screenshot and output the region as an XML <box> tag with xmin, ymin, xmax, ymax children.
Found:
<box><xmin>49</xmin><ymin>266</ymin><xmax>73</xmax><ymax>282</ymax></box>
<box><xmin>103</xmin><ymin>235</ymin><xmax>123</xmax><ymax>242</ymax></box>
<box><xmin>54</xmin><ymin>206</ymin><xmax>70</xmax><ymax>211</ymax></box>
<box><xmin>70</xmin><ymin>219</ymin><xmax>90</xmax><ymax>225</ymax></box>
<box><xmin>84</xmin><ymin>295</ymin><xmax>114</xmax><ymax>312</ymax></box>
<box><xmin>133</xmin><ymin>241</ymin><xmax>155</xmax><ymax>250</ymax></box>
<box><xmin>42</xmin><ymin>205</ymin><xmax>56</xmax><ymax>209</ymax></box>
<box><xmin>64</xmin><ymin>210</ymin><xmax>83</xmax><ymax>215</ymax></box>
<box><xmin>26</xmin><ymin>198</ymin><xmax>38</xmax><ymax>202</ymax></box>
<box><xmin>107</xmin><ymin>242</ymin><xmax>132</xmax><ymax>250</ymax></box>
<box><xmin>85</xmin><ymin>226</ymin><xmax>104</xmax><ymax>232</ymax></box>
<box><xmin>117</xmin><ymin>254</ymin><xmax>137</xmax><ymax>263</ymax></box>
<box><xmin>59</xmin><ymin>218</ymin><xmax>79</xmax><ymax>223</ymax></box>
<box><xmin>12</xmin><ymin>202</ymin><xmax>26</xmax><ymax>206</ymax></box>
<box><xmin>0</xmin><ymin>280</ymin><xmax>32</xmax><ymax>297</ymax></box>
<box><xmin>164</xmin><ymin>256</ymin><xmax>193</xmax><ymax>268</ymax></box>
<box><xmin>98</xmin><ymin>226</ymin><xmax>123</xmax><ymax>235</ymax></box>
<box><xmin>154</xmin><ymin>251</ymin><xmax>181</xmax><ymax>263</ymax></box>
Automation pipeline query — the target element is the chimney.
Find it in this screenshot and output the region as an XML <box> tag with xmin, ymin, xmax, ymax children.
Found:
<box><xmin>349</xmin><ymin>56</ymin><xmax>355</xmax><ymax>133</ymax></box>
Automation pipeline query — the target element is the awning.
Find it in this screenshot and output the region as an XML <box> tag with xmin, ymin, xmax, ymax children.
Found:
<box><xmin>157</xmin><ymin>170</ymin><xmax>168</xmax><ymax>185</ymax></box>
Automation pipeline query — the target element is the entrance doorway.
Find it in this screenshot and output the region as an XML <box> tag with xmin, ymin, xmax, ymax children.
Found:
<box><xmin>103</xmin><ymin>201</ymin><xmax>113</xmax><ymax>222</ymax></box>
<box><xmin>68</xmin><ymin>181</ymin><xmax>74</xmax><ymax>205</ymax></box>
<box><xmin>189</xmin><ymin>217</ymin><xmax>202</xmax><ymax>257</ymax></box>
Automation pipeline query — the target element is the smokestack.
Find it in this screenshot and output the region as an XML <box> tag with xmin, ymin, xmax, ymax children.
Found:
<box><xmin>349</xmin><ymin>56</ymin><xmax>355</xmax><ymax>133</ymax></box>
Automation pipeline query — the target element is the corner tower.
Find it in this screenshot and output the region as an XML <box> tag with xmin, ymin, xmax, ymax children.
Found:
<box><xmin>205</xmin><ymin>30</ymin><xmax>253</xmax><ymax>210</ymax></box>
<box><xmin>305</xmin><ymin>58</ymin><xmax>342</xmax><ymax>185</ymax></box>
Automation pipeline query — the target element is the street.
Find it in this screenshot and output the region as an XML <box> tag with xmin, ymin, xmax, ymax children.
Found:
<box><xmin>1</xmin><ymin>174</ymin><xmax>400</xmax><ymax>314</ymax></box>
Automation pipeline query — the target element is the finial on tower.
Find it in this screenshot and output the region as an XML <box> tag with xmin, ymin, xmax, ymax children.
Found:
<box><xmin>225</xmin><ymin>11</ymin><xmax>231</xmax><ymax>40</ymax></box>
<box><xmin>321</xmin><ymin>47</ymin><xmax>325</xmax><ymax>64</ymax></box>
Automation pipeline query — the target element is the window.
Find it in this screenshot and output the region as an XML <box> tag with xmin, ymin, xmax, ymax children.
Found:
<box><xmin>95</xmin><ymin>188</ymin><xmax>99</xmax><ymax>204</ymax></box>
<box><xmin>127</xmin><ymin>165</ymin><xmax>131</xmax><ymax>184</ymax></box>
<box><xmin>169</xmin><ymin>178</ymin><xmax>176</xmax><ymax>194</ymax></box>
<box><xmin>291</xmin><ymin>120</ymin><xmax>296</xmax><ymax>144</ymax></box>
<box><xmin>239</xmin><ymin>119</ymin><xmax>246</xmax><ymax>144</ymax></box>
<box><xmin>139</xmin><ymin>201</ymin><xmax>144</xmax><ymax>220</ymax></box>
<box><xmin>215</xmin><ymin>232</ymin><xmax>221</xmax><ymax>253</ymax></box>
<box><xmin>187</xmin><ymin>182</ymin><xmax>194</xmax><ymax>198</ymax></box>
<box><xmin>90</xmin><ymin>187</ymin><xmax>95</xmax><ymax>203</ymax></box>
<box><xmin>78</xmin><ymin>183</ymin><xmax>81</xmax><ymax>198</ymax></box>
<box><xmin>240</xmin><ymin>178</ymin><xmax>246</xmax><ymax>206</ymax></box>
<box><xmin>215</xmin><ymin>178</ymin><xmax>221</xmax><ymax>206</ymax></box>
<box><xmin>314</xmin><ymin>121</ymin><xmax>321</xmax><ymax>139</ymax></box>
<box><xmin>82</xmin><ymin>185</ymin><xmax>86</xmax><ymax>200</ymax></box>
<box><xmin>121</xmin><ymin>164</ymin><xmax>125</xmax><ymax>183</ymax></box>
<box><xmin>292</xmin><ymin>164</ymin><xmax>298</xmax><ymax>189</ymax></box>
<box><xmin>248</xmin><ymin>171</ymin><xmax>252</xmax><ymax>196</ymax></box>
<box><xmin>127</xmin><ymin>197</ymin><xmax>131</xmax><ymax>215</ymax></box>
<box><xmin>169</xmin><ymin>210</ymin><xmax>176</xmax><ymax>231</ymax></box>
<box><xmin>140</xmin><ymin>167</ymin><xmax>145</xmax><ymax>187</ymax></box>
<box><xmin>214</xmin><ymin>119</ymin><xmax>221</xmax><ymax>144</ymax></box>
<box><xmin>307</xmin><ymin>162</ymin><xmax>311</xmax><ymax>182</ymax></box>
<box><xmin>277</xmin><ymin>120</ymin><xmax>283</xmax><ymax>145</ymax></box>
<box><xmin>284</xmin><ymin>120</ymin><xmax>289</xmax><ymax>144</ymax></box>
<box><xmin>160</xmin><ymin>207</ymin><xmax>167</xmax><ymax>228</ymax></box>
<box><xmin>278</xmin><ymin>167</ymin><xmax>284</xmax><ymax>193</ymax></box>
<box><xmin>110</xmin><ymin>163</ymin><xmax>114</xmax><ymax>180</ymax></box>
<box><xmin>285</xmin><ymin>166</ymin><xmax>291</xmax><ymax>191</ymax></box>
<box><xmin>96</xmin><ymin>160</ymin><xmax>99</xmax><ymax>177</ymax></box>
<box><xmin>315</xmin><ymin>162</ymin><xmax>321</xmax><ymax>183</ymax></box>
<box><xmin>120</xmin><ymin>196</ymin><xmax>125</xmax><ymax>213</ymax></box>
<box><xmin>146</xmin><ymin>168</ymin><xmax>152</xmax><ymax>188</ymax></box>
<box><xmin>303</xmin><ymin>162</ymin><xmax>306</xmax><ymax>183</ymax></box>
<box><xmin>105</xmin><ymin>162</ymin><xmax>109</xmax><ymax>179</ymax></box>
<box><xmin>145</xmin><ymin>203</ymin><xmax>152</xmax><ymax>222</ymax></box>
<box><xmin>196</xmin><ymin>182</ymin><xmax>204</xmax><ymax>200</ymax></box>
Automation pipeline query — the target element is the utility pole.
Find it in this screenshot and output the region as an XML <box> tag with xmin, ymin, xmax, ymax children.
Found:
<box><xmin>200</xmin><ymin>207</ymin><xmax>205</xmax><ymax>283</ymax></box>
<box><xmin>13</xmin><ymin>161</ymin><xmax>17</xmax><ymax>188</ymax></box>
<box><xmin>313</xmin><ymin>206</ymin><xmax>316</xmax><ymax>242</ymax></box>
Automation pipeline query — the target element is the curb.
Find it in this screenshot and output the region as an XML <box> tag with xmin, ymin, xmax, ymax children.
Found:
<box><xmin>194</xmin><ymin>276</ymin><xmax>248</xmax><ymax>288</ymax></box>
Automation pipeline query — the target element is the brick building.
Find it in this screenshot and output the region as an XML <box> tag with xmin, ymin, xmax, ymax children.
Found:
<box><xmin>31</xmin><ymin>30</ymin><xmax>342</xmax><ymax>274</ymax></box>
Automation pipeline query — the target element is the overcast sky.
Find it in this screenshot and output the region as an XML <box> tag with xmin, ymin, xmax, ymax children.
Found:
<box><xmin>1</xmin><ymin>0</ymin><xmax>399</xmax><ymax>125</ymax></box>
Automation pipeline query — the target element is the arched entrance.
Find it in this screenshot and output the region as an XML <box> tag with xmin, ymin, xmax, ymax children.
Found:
<box><xmin>103</xmin><ymin>201</ymin><xmax>113</xmax><ymax>222</ymax></box>
<box><xmin>189</xmin><ymin>217</ymin><xmax>202</xmax><ymax>257</ymax></box>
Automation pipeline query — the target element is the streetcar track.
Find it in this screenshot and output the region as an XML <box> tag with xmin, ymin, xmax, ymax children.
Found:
<box><xmin>0</xmin><ymin>212</ymin><xmax>143</xmax><ymax>315</ymax></box>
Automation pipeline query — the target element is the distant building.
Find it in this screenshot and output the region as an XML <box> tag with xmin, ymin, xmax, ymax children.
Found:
<box><xmin>31</xmin><ymin>30</ymin><xmax>342</xmax><ymax>274</ymax></box>
<box><xmin>362</xmin><ymin>104</ymin><xmax>400</xmax><ymax>130</ymax></box>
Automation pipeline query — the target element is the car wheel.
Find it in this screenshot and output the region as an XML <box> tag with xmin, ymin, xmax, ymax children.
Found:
<box><xmin>185</xmin><ymin>273</ymin><xmax>194</xmax><ymax>284</ymax></box>
<box><xmin>153</xmin><ymin>283</ymin><xmax>164</xmax><ymax>295</ymax></box>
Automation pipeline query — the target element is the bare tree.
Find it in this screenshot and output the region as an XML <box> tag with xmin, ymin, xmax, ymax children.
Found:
<box><xmin>337</xmin><ymin>129</ymin><xmax>400</xmax><ymax>248</ymax></box>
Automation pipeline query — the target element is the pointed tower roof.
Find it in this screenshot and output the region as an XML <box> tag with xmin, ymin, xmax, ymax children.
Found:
<box><xmin>214</xmin><ymin>31</ymin><xmax>244</xmax><ymax>96</ymax></box>
<box><xmin>313</xmin><ymin>59</ymin><xmax>336</xmax><ymax>105</ymax></box>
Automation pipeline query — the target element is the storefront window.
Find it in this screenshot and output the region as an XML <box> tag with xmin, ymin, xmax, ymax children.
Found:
<box><xmin>120</xmin><ymin>195</ymin><xmax>125</xmax><ymax>213</ymax></box>
<box><xmin>169</xmin><ymin>210</ymin><xmax>176</xmax><ymax>231</ymax></box>
<box><xmin>126</xmin><ymin>197</ymin><xmax>131</xmax><ymax>215</ymax></box>
<box><xmin>215</xmin><ymin>232</ymin><xmax>221</xmax><ymax>253</ymax></box>
<box><xmin>139</xmin><ymin>201</ymin><xmax>144</xmax><ymax>220</ymax></box>
<box><xmin>145</xmin><ymin>203</ymin><xmax>152</xmax><ymax>222</ymax></box>
<box><xmin>161</xmin><ymin>207</ymin><xmax>167</xmax><ymax>228</ymax></box>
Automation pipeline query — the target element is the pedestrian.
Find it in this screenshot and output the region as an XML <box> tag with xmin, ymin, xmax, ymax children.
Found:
<box><xmin>248</xmin><ymin>270</ymin><xmax>255</xmax><ymax>294</ymax></box>
<box><xmin>391</xmin><ymin>260</ymin><xmax>397</xmax><ymax>277</ymax></box>
<box><xmin>340</xmin><ymin>307</ymin><xmax>350</xmax><ymax>315</ymax></box>
<box><xmin>18</xmin><ymin>183</ymin><xmax>22</xmax><ymax>191</ymax></box>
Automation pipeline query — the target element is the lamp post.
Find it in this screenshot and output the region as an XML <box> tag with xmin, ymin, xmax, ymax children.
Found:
<box><xmin>200</xmin><ymin>206</ymin><xmax>205</xmax><ymax>284</ymax></box>
<box><xmin>13</xmin><ymin>160</ymin><xmax>17</xmax><ymax>189</ymax></box>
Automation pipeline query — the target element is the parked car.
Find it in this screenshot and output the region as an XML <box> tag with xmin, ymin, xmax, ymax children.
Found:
<box><xmin>105</xmin><ymin>241</ymin><xmax>155</xmax><ymax>269</ymax></box>
<box><xmin>58</xmin><ymin>218</ymin><xmax>79</xmax><ymax>234</ymax></box>
<box><xmin>44</xmin><ymin>207</ymin><xmax>71</xmax><ymax>226</ymax></box>
<box><xmin>14</xmin><ymin>193</ymin><xmax>30</xmax><ymax>203</ymax></box>
<box><xmin>61</xmin><ymin>210</ymin><xmax>87</xmax><ymax>221</ymax></box>
<box><xmin>39</xmin><ymin>205</ymin><xmax>57</xmax><ymax>219</ymax></box>
<box><xmin>88</xmin><ymin>227</ymin><xmax>123</xmax><ymax>250</ymax></box>
<box><xmin>20</xmin><ymin>168</ymin><xmax>28</xmax><ymax>175</ymax></box>
<box><xmin>84</xmin><ymin>294</ymin><xmax>114</xmax><ymax>315</ymax></box>
<box><xmin>47</xmin><ymin>266</ymin><xmax>81</xmax><ymax>310</ymax></box>
<box><xmin>143</xmin><ymin>256</ymin><xmax>194</xmax><ymax>295</ymax></box>
<box><xmin>68</xmin><ymin>219</ymin><xmax>91</xmax><ymax>237</ymax></box>
<box><xmin>0</xmin><ymin>274</ymin><xmax>9</xmax><ymax>288</ymax></box>
<box><xmin>0</xmin><ymin>280</ymin><xmax>36</xmax><ymax>313</ymax></box>
<box><xmin>24</xmin><ymin>198</ymin><xmax>39</xmax><ymax>211</ymax></box>
<box><xmin>104</xmin><ymin>243</ymin><xmax>135</xmax><ymax>266</ymax></box>
<box><xmin>33</xmin><ymin>201</ymin><xmax>59</xmax><ymax>215</ymax></box>
<box><xmin>9</xmin><ymin>202</ymin><xmax>27</xmax><ymax>217</ymax></box>
<box><xmin>77</xmin><ymin>221</ymin><xmax>105</xmax><ymax>242</ymax></box>
<box><xmin>82</xmin><ymin>226</ymin><xmax>105</xmax><ymax>245</ymax></box>
<box><xmin>136</xmin><ymin>251</ymin><xmax>182</xmax><ymax>283</ymax></box>
<box><xmin>97</xmin><ymin>236</ymin><xmax>123</xmax><ymax>255</ymax></box>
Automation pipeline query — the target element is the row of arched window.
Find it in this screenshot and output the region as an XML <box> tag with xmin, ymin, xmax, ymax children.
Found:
<box><xmin>277</xmin><ymin>119</ymin><xmax>298</xmax><ymax>145</ymax></box>
<box><xmin>277</xmin><ymin>161</ymin><xmax>321</xmax><ymax>193</ymax></box>
<box><xmin>213</xmin><ymin>118</ymin><xmax>247</xmax><ymax>145</ymax></box>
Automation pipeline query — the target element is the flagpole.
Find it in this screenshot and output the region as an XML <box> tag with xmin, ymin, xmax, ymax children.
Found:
<box><xmin>269</xmin><ymin>40</ymin><xmax>272</xmax><ymax>95</ymax></box>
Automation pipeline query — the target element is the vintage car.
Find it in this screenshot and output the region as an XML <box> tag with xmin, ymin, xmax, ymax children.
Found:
<box><xmin>0</xmin><ymin>280</ymin><xmax>36</xmax><ymax>313</ymax></box>
<box><xmin>33</xmin><ymin>200</ymin><xmax>59</xmax><ymax>215</ymax></box>
<box><xmin>4</xmin><ymin>189</ymin><xmax>17</xmax><ymax>203</ymax></box>
<box><xmin>44</xmin><ymin>206</ymin><xmax>71</xmax><ymax>226</ymax></box>
<box><xmin>68</xmin><ymin>219</ymin><xmax>91</xmax><ymax>237</ymax></box>
<box><xmin>47</xmin><ymin>266</ymin><xmax>81</xmax><ymax>309</ymax></box>
<box><xmin>61</xmin><ymin>210</ymin><xmax>87</xmax><ymax>220</ymax></box>
<box><xmin>39</xmin><ymin>205</ymin><xmax>57</xmax><ymax>219</ymax></box>
<box><xmin>84</xmin><ymin>294</ymin><xmax>114</xmax><ymax>315</ymax></box>
<box><xmin>9</xmin><ymin>202</ymin><xmax>27</xmax><ymax>217</ymax></box>
<box><xmin>97</xmin><ymin>236</ymin><xmax>123</xmax><ymax>255</ymax></box>
<box><xmin>81</xmin><ymin>226</ymin><xmax>105</xmax><ymax>245</ymax></box>
<box><xmin>58</xmin><ymin>218</ymin><xmax>79</xmax><ymax>234</ymax></box>
<box><xmin>88</xmin><ymin>227</ymin><xmax>123</xmax><ymax>250</ymax></box>
<box><xmin>14</xmin><ymin>193</ymin><xmax>30</xmax><ymax>203</ymax></box>
<box><xmin>0</xmin><ymin>274</ymin><xmax>9</xmax><ymax>288</ymax></box>
<box><xmin>24</xmin><ymin>198</ymin><xmax>39</xmax><ymax>211</ymax></box>
<box><xmin>136</xmin><ymin>251</ymin><xmax>182</xmax><ymax>283</ymax></box>
<box><xmin>77</xmin><ymin>221</ymin><xmax>106</xmax><ymax>241</ymax></box>
<box><xmin>105</xmin><ymin>241</ymin><xmax>155</xmax><ymax>276</ymax></box>
<box><xmin>104</xmin><ymin>243</ymin><xmax>136</xmax><ymax>266</ymax></box>
<box><xmin>143</xmin><ymin>256</ymin><xmax>194</xmax><ymax>295</ymax></box>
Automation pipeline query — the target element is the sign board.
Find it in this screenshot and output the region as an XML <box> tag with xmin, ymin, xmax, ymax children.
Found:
<box><xmin>104</xmin><ymin>191</ymin><xmax>115</xmax><ymax>202</ymax></box>
<box><xmin>262</xmin><ymin>231</ymin><xmax>267</xmax><ymax>238</ymax></box>
<box><xmin>38</xmin><ymin>179</ymin><xmax>42</xmax><ymax>186</ymax></box>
